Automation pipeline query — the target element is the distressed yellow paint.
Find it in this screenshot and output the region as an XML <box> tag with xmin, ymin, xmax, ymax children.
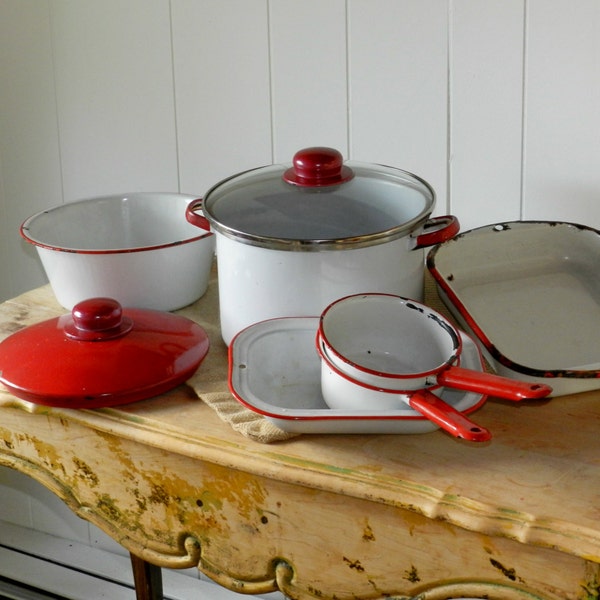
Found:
<box><xmin>199</xmin><ymin>462</ymin><xmax>268</xmax><ymax>522</ymax></box>
<box><xmin>0</xmin><ymin>429</ymin><xmax>15</xmax><ymax>451</ymax></box>
<box><xmin>72</xmin><ymin>457</ymin><xmax>99</xmax><ymax>487</ymax></box>
<box><xmin>26</xmin><ymin>434</ymin><xmax>66</xmax><ymax>476</ymax></box>
<box><xmin>362</xmin><ymin>520</ymin><xmax>376</xmax><ymax>542</ymax></box>
<box><xmin>197</xmin><ymin>489</ymin><xmax>223</xmax><ymax>512</ymax></box>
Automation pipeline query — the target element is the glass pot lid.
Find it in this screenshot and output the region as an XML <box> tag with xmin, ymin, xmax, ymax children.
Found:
<box><xmin>201</xmin><ymin>147</ymin><xmax>436</xmax><ymax>250</ymax></box>
<box><xmin>0</xmin><ymin>297</ymin><xmax>210</xmax><ymax>408</ymax></box>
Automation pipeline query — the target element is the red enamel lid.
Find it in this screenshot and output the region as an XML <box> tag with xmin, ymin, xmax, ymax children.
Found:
<box><xmin>0</xmin><ymin>297</ymin><xmax>210</xmax><ymax>408</ymax></box>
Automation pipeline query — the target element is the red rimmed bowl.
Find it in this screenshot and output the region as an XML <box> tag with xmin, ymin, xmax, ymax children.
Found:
<box><xmin>21</xmin><ymin>192</ymin><xmax>214</xmax><ymax>311</ymax></box>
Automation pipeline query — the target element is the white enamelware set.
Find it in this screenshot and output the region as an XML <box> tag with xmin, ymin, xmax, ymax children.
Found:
<box><xmin>8</xmin><ymin>146</ymin><xmax>600</xmax><ymax>436</ymax></box>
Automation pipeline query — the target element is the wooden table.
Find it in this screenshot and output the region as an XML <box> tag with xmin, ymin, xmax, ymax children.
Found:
<box><xmin>0</xmin><ymin>268</ymin><xmax>599</xmax><ymax>600</ymax></box>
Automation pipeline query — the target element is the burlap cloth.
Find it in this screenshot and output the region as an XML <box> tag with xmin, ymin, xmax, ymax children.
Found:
<box><xmin>182</xmin><ymin>266</ymin><xmax>463</xmax><ymax>443</ymax></box>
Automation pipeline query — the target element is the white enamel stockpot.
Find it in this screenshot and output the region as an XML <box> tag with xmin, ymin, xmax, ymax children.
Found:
<box><xmin>187</xmin><ymin>147</ymin><xmax>459</xmax><ymax>345</ymax></box>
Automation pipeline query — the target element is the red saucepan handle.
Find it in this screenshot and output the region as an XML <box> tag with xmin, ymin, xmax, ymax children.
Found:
<box><xmin>436</xmin><ymin>366</ymin><xmax>553</xmax><ymax>400</ymax></box>
<box><xmin>185</xmin><ymin>198</ymin><xmax>211</xmax><ymax>232</ymax></box>
<box><xmin>413</xmin><ymin>215</ymin><xmax>460</xmax><ymax>249</ymax></box>
<box><xmin>408</xmin><ymin>389</ymin><xmax>491</xmax><ymax>442</ymax></box>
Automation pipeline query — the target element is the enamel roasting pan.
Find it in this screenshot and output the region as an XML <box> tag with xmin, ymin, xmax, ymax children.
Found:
<box><xmin>427</xmin><ymin>221</ymin><xmax>600</xmax><ymax>397</ymax></box>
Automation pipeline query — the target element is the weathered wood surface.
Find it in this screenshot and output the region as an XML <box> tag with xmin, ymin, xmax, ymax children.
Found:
<box><xmin>0</xmin><ymin>272</ymin><xmax>599</xmax><ymax>599</ymax></box>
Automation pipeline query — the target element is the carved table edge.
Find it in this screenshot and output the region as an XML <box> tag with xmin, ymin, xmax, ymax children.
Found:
<box><xmin>1</xmin><ymin>392</ymin><xmax>600</xmax><ymax>568</ymax></box>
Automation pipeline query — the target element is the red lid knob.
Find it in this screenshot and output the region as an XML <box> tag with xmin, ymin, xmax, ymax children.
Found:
<box><xmin>65</xmin><ymin>298</ymin><xmax>133</xmax><ymax>341</ymax></box>
<box><xmin>283</xmin><ymin>147</ymin><xmax>354</xmax><ymax>187</ymax></box>
<box><xmin>73</xmin><ymin>298</ymin><xmax>122</xmax><ymax>331</ymax></box>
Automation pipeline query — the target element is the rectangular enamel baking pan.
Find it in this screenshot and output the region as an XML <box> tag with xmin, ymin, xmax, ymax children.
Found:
<box><xmin>427</xmin><ymin>221</ymin><xmax>600</xmax><ymax>397</ymax></box>
<box><xmin>228</xmin><ymin>316</ymin><xmax>486</xmax><ymax>434</ymax></box>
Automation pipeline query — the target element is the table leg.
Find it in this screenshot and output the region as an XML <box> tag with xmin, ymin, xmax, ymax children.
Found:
<box><xmin>130</xmin><ymin>552</ymin><xmax>164</xmax><ymax>600</ymax></box>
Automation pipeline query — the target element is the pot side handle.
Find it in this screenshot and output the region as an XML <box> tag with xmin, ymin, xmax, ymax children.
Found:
<box><xmin>413</xmin><ymin>215</ymin><xmax>460</xmax><ymax>249</ymax></box>
<box><xmin>185</xmin><ymin>198</ymin><xmax>211</xmax><ymax>232</ymax></box>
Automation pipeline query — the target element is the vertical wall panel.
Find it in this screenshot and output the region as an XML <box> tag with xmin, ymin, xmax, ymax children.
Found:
<box><xmin>50</xmin><ymin>0</ymin><xmax>178</xmax><ymax>201</ymax></box>
<box><xmin>172</xmin><ymin>0</ymin><xmax>272</xmax><ymax>195</ymax></box>
<box><xmin>269</xmin><ymin>0</ymin><xmax>348</xmax><ymax>161</ymax></box>
<box><xmin>450</xmin><ymin>0</ymin><xmax>524</xmax><ymax>231</ymax></box>
<box><xmin>348</xmin><ymin>0</ymin><xmax>449</xmax><ymax>213</ymax></box>
<box><xmin>0</xmin><ymin>158</ymin><xmax>10</xmax><ymax>303</ymax></box>
<box><xmin>523</xmin><ymin>0</ymin><xmax>600</xmax><ymax>226</ymax></box>
<box><xmin>0</xmin><ymin>166</ymin><xmax>7</xmax><ymax>301</ymax></box>
<box><xmin>0</xmin><ymin>0</ymin><xmax>61</xmax><ymax>301</ymax></box>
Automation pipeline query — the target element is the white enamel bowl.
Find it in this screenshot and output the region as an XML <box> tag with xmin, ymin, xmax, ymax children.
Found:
<box><xmin>21</xmin><ymin>192</ymin><xmax>215</xmax><ymax>311</ymax></box>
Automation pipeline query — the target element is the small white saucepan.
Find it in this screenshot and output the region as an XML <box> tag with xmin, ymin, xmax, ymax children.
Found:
<box><xmin>317</xmin><ymin>293</ymin><xmax>553</xmax><ymax>400</ymax></box>
<box><xmin>317</xmin><ymin>335</ymin><xmax>492</xmax><ymax>442</ymax></box>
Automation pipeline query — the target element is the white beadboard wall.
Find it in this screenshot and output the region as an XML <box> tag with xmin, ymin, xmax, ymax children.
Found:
<box><xmin>2</xmin><ymin>0</ymin><xmax>600</xmax><ymax>303</ymax></box>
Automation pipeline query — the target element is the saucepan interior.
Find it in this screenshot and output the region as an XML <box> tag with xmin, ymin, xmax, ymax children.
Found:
<box><xmin>318</xmin><ymin>293</ymin><xmax>462</xmax><ymax>390</ymax></box>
